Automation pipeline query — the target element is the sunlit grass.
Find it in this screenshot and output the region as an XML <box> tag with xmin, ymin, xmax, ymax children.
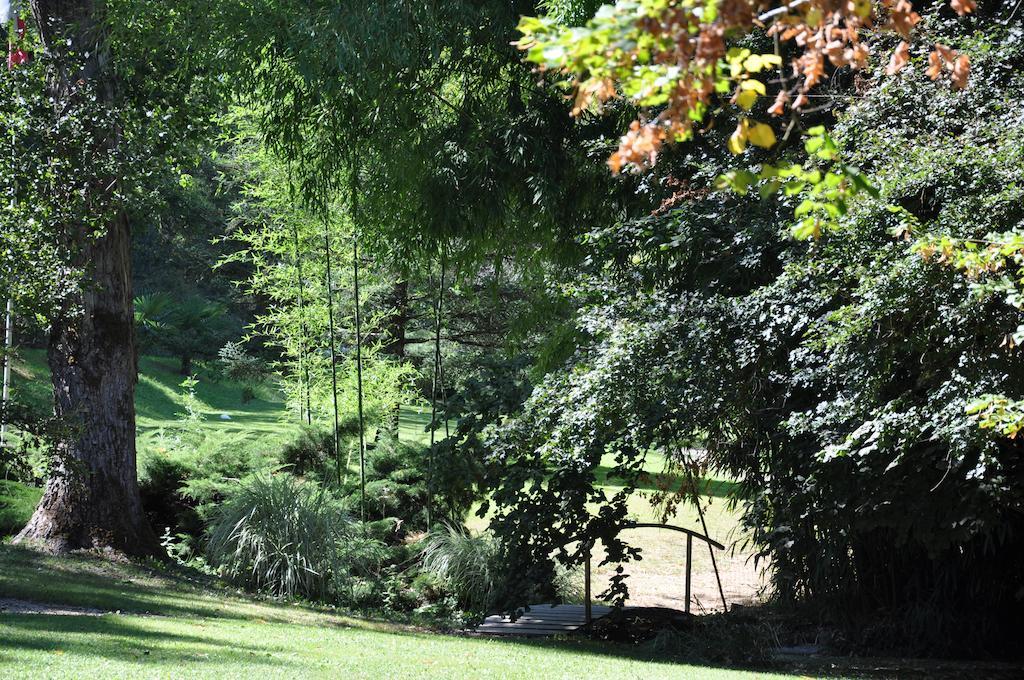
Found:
<box><xmin>0</xmin><ymin>546</ymin><xmax>795</xmax><ymax>679</ymax></box>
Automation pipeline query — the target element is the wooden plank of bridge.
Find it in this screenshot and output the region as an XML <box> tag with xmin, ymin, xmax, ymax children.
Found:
<box><xmin>474</xmin><ymin>604</ymin><xmax>613</xmax><ymax>637</ymax></box>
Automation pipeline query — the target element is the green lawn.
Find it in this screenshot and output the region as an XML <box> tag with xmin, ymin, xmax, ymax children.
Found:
<box><xmin>397</xmin><ymin>403</ymin><xmax>454</xmax><ymax>446</ymax></box>
<box><xmin>134</xmin><ymin>353</ymin><xmax>298</xmax><ymax>464</ymax></box>
<box><xmin>0</xmin><ymin>546</ymin><xmax>798</xmax><ymax>679</ymax></box>
<box><xmin>12</xmin><ymin>349</ymin><xmax>433</xmax><ymax>464</ymax></box>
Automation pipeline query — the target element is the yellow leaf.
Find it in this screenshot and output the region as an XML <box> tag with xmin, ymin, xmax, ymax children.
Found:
<box><xmin>740</xmin><ymin>79</ymin><xmax>767</xmax><ymax>95</ymax></box>
<box><xmin>728</xmin><ymin>123</ymin><xmax>748</xmax><ymax>155</ymax></box>
<box><xmin>736</xmin><ymin>89</ymin><xmax>758</xmax><ymax>110</ymax></box>
<box><xmin>748</xmin><ymin>122</ymin><xmax>776</xmax><ymax>149</ymax></box>
<box><xmin>743</xmin><ymin>55</ymin><xmax>763</xmax><ymax>72</ymax></box>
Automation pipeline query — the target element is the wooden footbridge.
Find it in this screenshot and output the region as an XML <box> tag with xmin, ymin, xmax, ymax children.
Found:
<box><xmin>475</xmin><ymin>603</ymin><xmax>614</xmax><ymax>637</ymax></box>
<box><xmin>474</xmin><ymin>522</ymin><xmax>726</xmax><ymax>638</ymax></box>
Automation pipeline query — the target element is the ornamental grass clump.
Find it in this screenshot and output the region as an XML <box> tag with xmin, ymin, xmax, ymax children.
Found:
<box><xmin>206</xmin><ymin>473</ymin><xmax>349</xmax><ymax>600</ymax></box>
<box><xmin>419</xmin><ymin>523</ymin><xmax>499</xmax><ymax>614</ymax></box>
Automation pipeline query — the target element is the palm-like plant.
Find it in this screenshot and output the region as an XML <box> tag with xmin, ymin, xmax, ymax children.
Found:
<box><xmin>134</xmin><ymin>293</ymin><xmax>225</xmax><ymax>374</ymax></box>
<box><xmin>164</xmin><ymin>298</ymin><xmax>226</xmax><ymax>375</ymax></box>
<box><xmin>133</xmin><ymin>292</ymin><xmax>175</xmax><ymax>351</ymax></box>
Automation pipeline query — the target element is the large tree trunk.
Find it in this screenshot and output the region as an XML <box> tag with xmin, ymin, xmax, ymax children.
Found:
<box><xmin>15</xmin><ymin>0</ymin><xmax>160</xmax><ymax>557</ymax></box>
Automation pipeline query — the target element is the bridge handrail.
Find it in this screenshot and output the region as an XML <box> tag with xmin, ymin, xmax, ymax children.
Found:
<box><xmin>622</xmin><ymin>522</ymin><xmax>725</xmax><ymax>551</ymax></box>
<box><xmin>565</xmin><ymin>522</ymin><xmax>724</xmax><ymax>552</ymax></box>
<box><xmin>570</xmin><ymin>521</ymin><xmax>727</xmax><ymax>620</ymax></box>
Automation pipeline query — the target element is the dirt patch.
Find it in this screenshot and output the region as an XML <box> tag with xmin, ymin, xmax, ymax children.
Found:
<box><xmin>0</xmin><ymin>598</ymin><xmax>106</xmax><ymax>616</ymax></box>
<box><xmin>591</xmin><ymin>524</ymin><xmax>767</xmax><ymax>612</ymax></box>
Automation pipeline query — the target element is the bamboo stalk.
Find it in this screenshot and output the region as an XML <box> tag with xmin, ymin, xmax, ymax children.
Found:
<box><xmin>350</xmin><ymin>157</ymin><xmax>367</xmax><ymax>524</ymax></box>
<box><xmin>292</xmin><ymin>223</ymin><xmax>311</xmax><ymax>425</ymax></box>
<box><xmin>323</xmin><ymin>216</ymin><xmax>341</xmax><ymax>485</ymax></box>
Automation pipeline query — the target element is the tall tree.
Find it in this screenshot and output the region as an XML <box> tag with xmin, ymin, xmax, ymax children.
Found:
<box><xmin>12</xmin><ymin>0</ymin><xmax>227</xmax><ymax>554</ymax></box>
<box><xmin>13</xmin><ymin>0</ymin><xmax>157</xmax><ymax>554</ymax></box>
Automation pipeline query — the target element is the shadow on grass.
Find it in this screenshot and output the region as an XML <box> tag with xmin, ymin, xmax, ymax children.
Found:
<box><xmin>0</xmin><ymin>614</ymin><xmax>295</xmax><ymax>670</ymax></box>
<box><xmin>0</xmin><ymin>546</ymin><xmax>315</xmax><ymax>624</ymax></box>
<box><xmin>0</xmin><ymin>545</ymin><xmax>815</xmax><ymax>677</ymax></box>
<box><xmin>0</xmin><ymin>609</ymin><xmax>803</xmax><ymax>678</ymax></box>
<box><xmin>135</xmin><ymin>357</ymin><xmax>285</xmax><ymax>421</ymax></box>
<box><xmin>595</xmin><ymin>466</ymin><xmax>740</xmax><ymax>498</ymax></box>
<box><xmin>437</xmin><ymin>629</ymin><xmax>814</xmax><ymax>679</ymax></box>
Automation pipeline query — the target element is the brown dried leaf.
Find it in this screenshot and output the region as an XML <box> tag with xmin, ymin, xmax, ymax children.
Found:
<box><xmin>950</xmin><ymin>0</ymin><xmax>976</xmax><ymax>15</ymax></box>
<box><xmin>952</xmin><ymin>54</ymin><xmax>970</xmax><ymax>90</ymax></box>
<box><xmin>768</xmin><ymin>89</ymin><xmax>790</xmax><ymax>116</ymax></box>
<box><xmin>886</xmin><ymin>41</ymin><xmax>910</xmax><ymax>75</ymax></box>
<box><xmin>926</xmin><ymin>50</ymin><xmax>943</xmax><ymax>80</ymax></box>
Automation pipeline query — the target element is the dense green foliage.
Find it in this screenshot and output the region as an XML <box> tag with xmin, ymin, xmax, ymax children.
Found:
<box><xmin>481</xmin><ymin>6</ymin><xmax>1024</xmax><ymax>655</ymax></box>
<box><xmin>0</xmin><ymin>481</ymin><xmax>41</xmax><ymax>537</ymax></box>
<box><xmin>4</xmin><ymin>0</ymin><xmax>1024</xmax><ymax>663</ymax></box>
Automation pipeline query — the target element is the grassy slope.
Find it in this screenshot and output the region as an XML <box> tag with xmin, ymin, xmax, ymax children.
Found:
<box><xmin>11</xmin><ymin>347</ymin><xmax>298</xmax><ymax>456</ymax></box>
<box><xmin>0</xmin><ymin>481</ymin><xmax>41</xmax><ymax>536</ymax></box>
<box><xmin>1</xmin><ymin>349</ymin><xmax>299</xmax><ymax>538</ymax></box>
<box><xmin>0</xmin><ymin>546</ymin><xmax>794</xmax><ymax>679</ymax></box>
<box><xmin>134</xmin><ymin>353</ymin><xmax>296</xmax><ymax>460</ymax></box>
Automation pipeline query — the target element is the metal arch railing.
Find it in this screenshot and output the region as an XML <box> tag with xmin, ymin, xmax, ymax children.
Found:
<box><xmin>580</xmin><ymin>521</ymin><xmax>726</xmax><ymax>623</ymax></box>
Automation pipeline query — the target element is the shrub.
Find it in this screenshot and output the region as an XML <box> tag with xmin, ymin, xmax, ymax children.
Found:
<box><xmin>419</xmin><ymin>524</ymin><xmax>499</xmax><ymax>613</ymax></box>
<box><xmin>138</xmin><ymin>434</ymin><xmax>283</xmax><ymax>553</ymax></box>
<box><xmin>178</xmin><ymin>438</ymin><xmax>278</xmax><ymax>511</ymax></box>
<box><xmin>138</xmin><ymin>452</ymin><xmax>201</xmax><ymax>538</ymax></box>
<box><xmin>346</xmin><ymin>434</ymin><xmax>484</xmax><ymax>531</ymax></box>
<box><xmin>217</xmin><ymin>341</ymin><xmax>267</xmax><ymax>401</ymax></box>
<box><xmin>344</xmin><ymin>435</ymin><xmax>428</xmax><ymax>526</ymax></box>
<box><xmin>205</xmin><ymin>473</ymin><xmax>350</xmax><ymax>600</ymax></box>
<box><xmin>279</xmin><ymin>426</ymin><xmax>337</xmax><ymax>478</ymax></box>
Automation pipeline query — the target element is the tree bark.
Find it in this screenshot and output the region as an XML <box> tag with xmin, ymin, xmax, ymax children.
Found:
<box><xmin>15</xmin><ymin>0</ymin><xmax>160</xmax><ymax>557</ymax></box>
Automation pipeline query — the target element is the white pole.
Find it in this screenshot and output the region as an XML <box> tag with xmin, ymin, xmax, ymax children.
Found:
<box><xmin>1</xmin><ymin>0</ymin><xmax>17</xmax><ymax>450</ymax></box>
<box><xmin>0</xmin><ymin>298</ymin><xmax>12</xmax><ymax>448</ymax></box>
